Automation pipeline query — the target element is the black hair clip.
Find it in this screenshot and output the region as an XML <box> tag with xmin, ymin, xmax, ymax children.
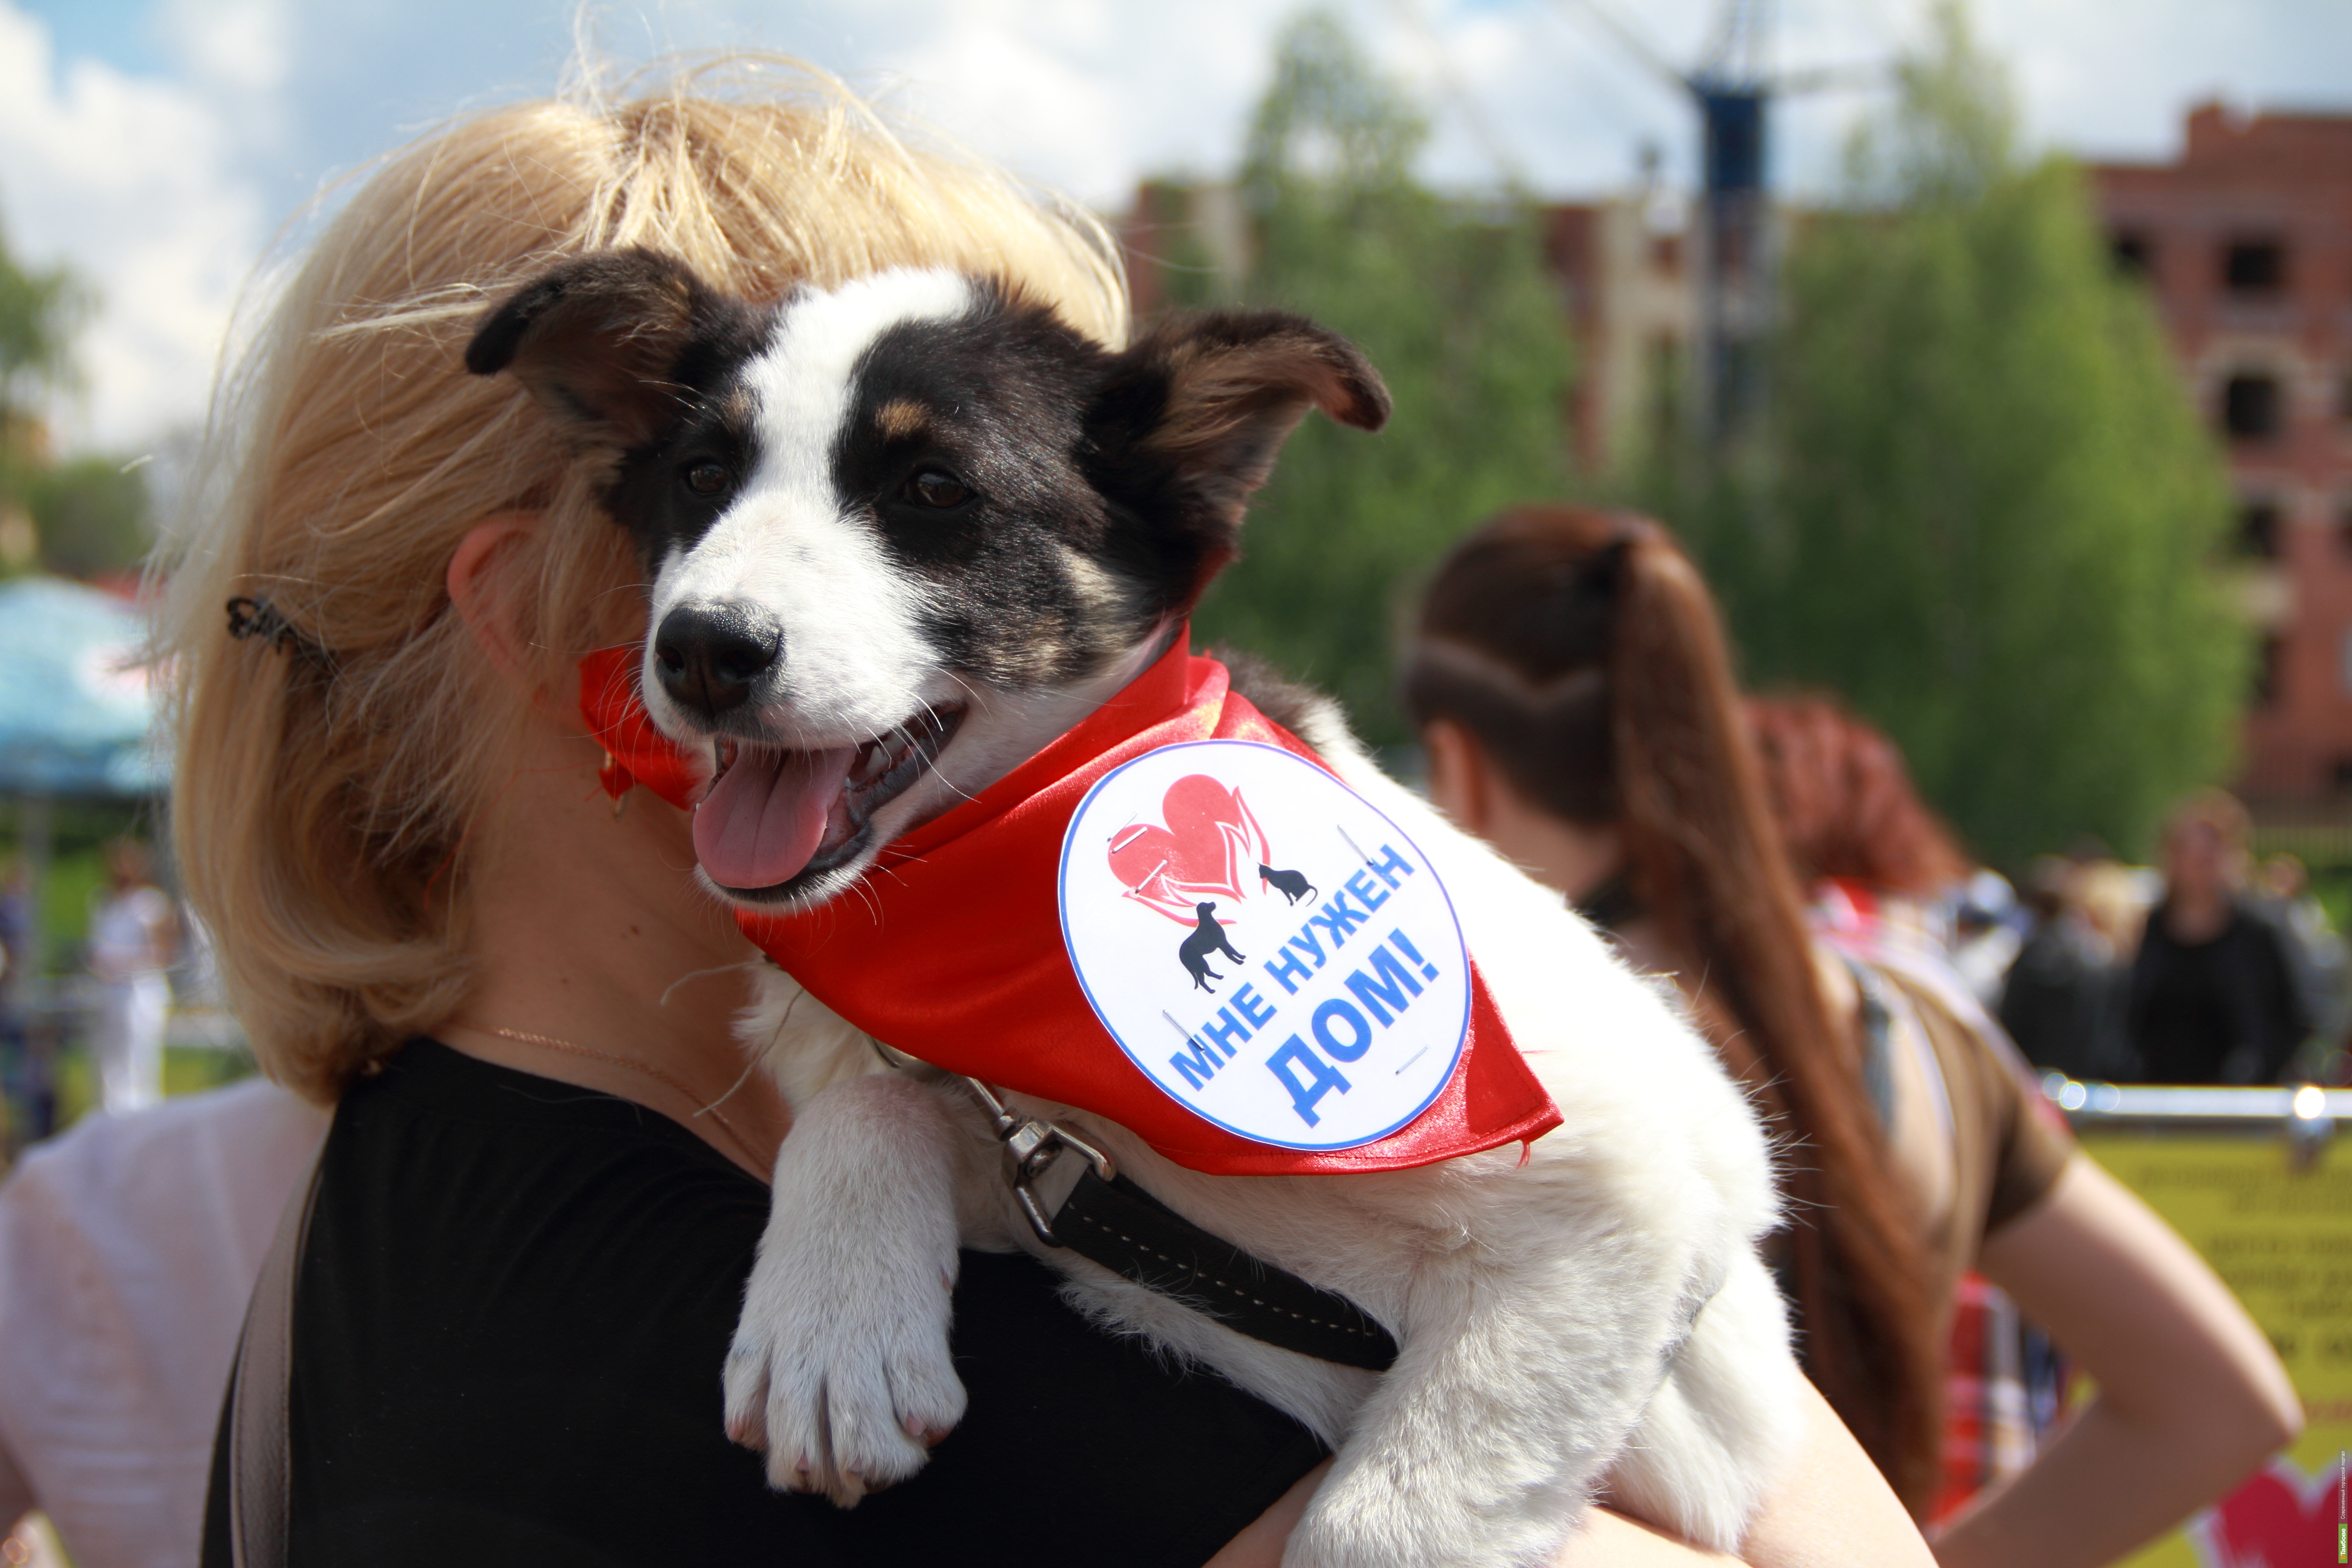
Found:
<box><xmin>226</xmin><ymin>595</ymin><xmax>331</xmax><ymax>666</ymax></box>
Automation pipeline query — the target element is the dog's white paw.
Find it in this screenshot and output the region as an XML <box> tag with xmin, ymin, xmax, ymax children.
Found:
<box><xmin>722</xmin><ymin>1239</ymin><xmax>967</xmax><ymax>1504</ymax></box>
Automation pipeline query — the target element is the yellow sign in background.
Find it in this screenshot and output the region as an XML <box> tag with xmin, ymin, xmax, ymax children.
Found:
<box><xmin>2078</xmin><ymin>1131</ymin><xmax>2349</xmax><ymax>1567</ymax></box>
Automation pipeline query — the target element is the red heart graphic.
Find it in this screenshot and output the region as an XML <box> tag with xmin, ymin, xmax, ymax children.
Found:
<box><xmin>1107</xmin><ymin>774</ymin><xmax>1269</xmax><ymax>923</ymax></box>
<box><xmin>2195</xmin><ymin>1459</ymin><xmax>2337</xmax><ymax>1568</ymax></box>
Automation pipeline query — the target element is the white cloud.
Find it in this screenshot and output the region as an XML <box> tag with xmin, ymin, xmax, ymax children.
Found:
<box><xmin>158</xmin><ymin>0</ymin><xmax>291</xmax><ymax>97</ymax></box>
<box><xmin>851</xmin><ymin>0</ymin><xmax>1280</xmax><ymax>205</ymax></box>
<box><xmin>0</xmin><ymin>0</ymin><xmax>277</xmax><ymax>453</ymax></box>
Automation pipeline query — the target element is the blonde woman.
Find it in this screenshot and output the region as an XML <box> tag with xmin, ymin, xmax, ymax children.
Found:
<box><xmin>163</xmin><ymin>61</ymin><xmax>1925</xmax><ymax>1567</ymax></box>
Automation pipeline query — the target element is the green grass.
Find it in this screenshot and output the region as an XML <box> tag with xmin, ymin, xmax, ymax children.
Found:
<box><xmin>48</xmin><ymin>1044</ymin><xmax>257</xmax><ymax>1130</ymax></box>
<box><xmin>34</xmin><ymin>848</ymin><xmax>106</xmax><ymax>970</ymax></box>
<box><xmin>1</xmin><ymin>795</ymin><xmax>158</xmax><ymax>973</ymax></box>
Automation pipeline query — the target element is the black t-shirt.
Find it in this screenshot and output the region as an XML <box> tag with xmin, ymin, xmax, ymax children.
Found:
<box><xmin>201</xmin><ymin>1040</ymin><xmax>1325</xmax><ymax>1567</ymax></box>
<box><xmin>2126</xmin><ymin>899</ymin><xmax>2313</xmax><ymax>1083</ymax></box>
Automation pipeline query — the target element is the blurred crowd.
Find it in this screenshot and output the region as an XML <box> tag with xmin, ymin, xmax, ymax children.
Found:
<box><xmin>0</xmin><ymin>839</ymin><xmax>205</xmax><ymax>1159</ymax></box>
<box><xmin>1995</xmin><ymin>798</ymin><xmax>2343</xmax><ymax>1089</ymax></box>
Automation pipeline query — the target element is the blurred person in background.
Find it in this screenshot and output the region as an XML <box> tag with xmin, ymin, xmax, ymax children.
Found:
<box><xmin>1405</xmin><ymin>504</ymin><xmax>2302</xmax><ymax>1568</ymax></box>
<box><xmin>0</xmin><ymin>858</ymin><xmax>34</xmax><ymax>1151</ymax></box>
<box><xmin>1942</xmin><ymin>872</ymin><xmax>2023</xmax><ymax>1011</ymax></box>
<box><xmin>2125</xmin><ymin>792</ymin><xmax>2313</xmax><ymax>1084</ymax></box>
<box><xmin>1743</xmin><ymin>696</ymin><xmax>2063</xmax><ymax>1525</ymax></box>
<box><xmin>0</xmin><ymin>1078</ymin><xmax>326</xmax><ymax>1568</ymax></box>
<box><xmin>84</xmin><ymin>841</ymin><xmax>178</xmax><ymax>1116</ymax></box>
<box><xmin>2251</xmin><ymin>853</ymin><xmax>2347</xmax><ymax>1068</ymax></box>
<box><xmin>2070</xmin><ymin>856</ymin><xmax>2156</xmax><ymax>965</ymax></box>
<box><xmin>1995</xmin><ymin>858</ymin><xmax>2128</xmax><ymax>1083</ymax></box>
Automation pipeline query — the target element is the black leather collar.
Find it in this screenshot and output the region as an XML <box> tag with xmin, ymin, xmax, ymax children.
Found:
<box><xmin>954</xmin><ymin>1070</ymin><xmax>1400</xmax><ymax>1372</ymax></box>
<box><xmin>1052</xmin><ymin>1169</ymin><xmax>1398</xmax><ymax>1372</ymax></box>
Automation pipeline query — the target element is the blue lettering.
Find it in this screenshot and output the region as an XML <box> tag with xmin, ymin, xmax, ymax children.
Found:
<box><xmin>1199</xmin><ymin>1006</ymin><xmax>1252</xmax><ymax>1057</ymax></box>
<box><xmin>1309</xmin><ymin>890</ymin><xmax>1369</xmax><ymax>950</ymax></box>
<box><xmin>1233</xmin><ymin>982</ymin><xmax>1276</xmax><ymax>1029</ymax></box>
<box><xmin>1169</xmin><ymin>1037</ymin><xmax>1223</xmax><ymax>1091</ymax></box>
<box><xmin>1366</xmin><ymin>843</ymin><xmax>1416</xmax><ymax>890</ymax></box>
<box><xmin>1266</xmin><ymin>1036</ymin><xmax>1352</xmax><ymax>1127</ymax></box>
<box><xmin>1312</xmin><ymin>998</ymin><xmax>1374</xmax><ymax>1063</ymax></box>
<box><xmin>1287</xmin><ymin>923</ymin><xmax>1326</xmax><ymax>970</ymax></box>
<box><xmin>1344</xmin><ymin>944</ymin><xmax>1425</xmax><ymax>1025</ymax></box>
<box><xmin>1344</xmin><ymin>868</ymin><xmax>1389</xmax><ymax>911</ymax></box>
<box><xmin>1388</xmin><ymin>927</ymin><xmax>1441</xmax><ymax>981</ymax></box>
<box><xmin>1262</xmin><ymin>945</ymin><xmax>1312</xmax><ymax>995</ymax></box>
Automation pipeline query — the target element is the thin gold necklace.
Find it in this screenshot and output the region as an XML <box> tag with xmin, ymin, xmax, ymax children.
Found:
<box><xmin>464</xmin><ymin>1020</ymin><xmax>769</xmax><ymax>1173</ymax></box>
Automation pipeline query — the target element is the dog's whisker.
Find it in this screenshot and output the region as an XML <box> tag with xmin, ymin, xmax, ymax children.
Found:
<box><xmin>659</xmin><ymin>960</ymin><xmax>754</xmax><ymax>1009</ymax></box>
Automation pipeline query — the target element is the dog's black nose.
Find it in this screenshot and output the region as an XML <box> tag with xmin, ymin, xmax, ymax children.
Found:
<box><xmin>653</xmin><ymin>601</ymin><xmax>780</xmax><ymax>718</ymax></box>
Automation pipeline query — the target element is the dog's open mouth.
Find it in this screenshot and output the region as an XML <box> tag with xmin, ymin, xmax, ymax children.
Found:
<box><xmin>692</xmin><ymin>704</ymin><xmax>966</xmax><ymax>897</ymax></box>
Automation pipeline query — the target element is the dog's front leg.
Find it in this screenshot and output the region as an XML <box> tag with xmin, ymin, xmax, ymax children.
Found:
<box><xmin>723</xmin><ymin>1073</ymin><xmax>970</xmax><ymax>1503</ymax></box>
<box><xmin>1284</xmin><ymin>1244</ymin><xmax>1682</xmax><ymax>1568</ymax></box>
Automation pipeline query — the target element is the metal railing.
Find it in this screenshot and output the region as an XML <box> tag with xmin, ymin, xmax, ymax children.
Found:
<box><xmin>2043</xmin><ymin>1077</ymin><xmax>2344</xmax><ymax>1162</ymax></box>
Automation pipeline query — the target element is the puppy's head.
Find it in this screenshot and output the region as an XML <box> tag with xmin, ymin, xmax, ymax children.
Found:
<box><xmin>469</xmin><ymin>248</ymin><xmax>1386</xmax><ymax>907</ymax></box>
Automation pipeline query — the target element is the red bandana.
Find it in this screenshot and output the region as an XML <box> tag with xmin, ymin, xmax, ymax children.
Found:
<box><xmin>580</xmin><ymin>637</ymin><xmax>1561</xmax><ymax>1176</ymax></box>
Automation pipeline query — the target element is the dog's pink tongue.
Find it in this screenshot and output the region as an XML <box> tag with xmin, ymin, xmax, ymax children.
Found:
<box><xmin>693</xmin><ymin>745</ymin><xmax>857</xmax><ymax>890</ymax></box>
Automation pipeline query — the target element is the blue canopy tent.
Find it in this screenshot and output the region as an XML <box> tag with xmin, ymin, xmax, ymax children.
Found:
<box><xmin>0</xmin><ymin>576</ymin><xmax>166</xmax><ymax>798</ymax></box>
<box><xmin>0</xmin><ymin>572</ymin><xmax>165</xmax><ymax>975</ymax></box>
<box><xmin>0</xmin><ymin>578</ymin><xmax>171</xmax><ymax>1141</ymax></box>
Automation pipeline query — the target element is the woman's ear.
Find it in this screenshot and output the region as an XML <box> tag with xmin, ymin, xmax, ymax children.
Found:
<box><xmin>446</xmin><ymin>513</ymin><xmax>544</xmax><ymax>696</ymax></box>
<box><xmin>1422</xmin><ymin>718</ymin><xmax>1491</xmax><ymax>836</ymax></box>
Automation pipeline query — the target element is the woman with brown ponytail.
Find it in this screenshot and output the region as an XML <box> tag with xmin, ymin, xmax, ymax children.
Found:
<box><xmin>1404</xmin><ymin>505</ymin><xmax>1944</xmax><ymax>1504</ymax></box>
<box><xmin>1746</xmin><ymin>694</ymin><xmax>2302</xmax><ymax>1565</ymax></box>
<box><xmin>1402</xmin><ymin>505</ymin><xmax>2298</xmax><ymax>1567</ymax></box>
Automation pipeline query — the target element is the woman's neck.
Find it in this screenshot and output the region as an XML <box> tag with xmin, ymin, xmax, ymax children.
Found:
<box><xmin>439</xmin><ymin>721</ymin><xmax>790</xmax><ymax>1178</ymax></box>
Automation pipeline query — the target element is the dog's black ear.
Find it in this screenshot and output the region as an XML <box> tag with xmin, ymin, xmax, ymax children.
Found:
<box><xmin>1086</xmin><ymin>311</ymin><xmax>1388</xmax><ymax>600</ymax></box>
<box><xmin>466</xmin><ymin>248</ymin><xmax>756</xmax><ymax>450</ymax></box>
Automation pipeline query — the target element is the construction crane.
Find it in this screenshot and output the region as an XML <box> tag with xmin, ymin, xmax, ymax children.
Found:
<box><xmin>1558</xmin><ymin>0</ymin><xmax>1882</xmax><ymax>446</ymax></box>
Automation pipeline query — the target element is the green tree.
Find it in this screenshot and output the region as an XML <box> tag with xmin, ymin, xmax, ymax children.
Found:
<box><xmin>0</xmin><ymin>206</ymin><xmax>151</xmax><ymax>579</ymax></box>
<box><xmin>28</xmin><ymin>455</ymin><xmax>151</xmax><ymax>579</ymax></box>
<box><xmin>0</xmin><ymin>218</ymin><xmax>78</xmax><ymax>421</ymax></box>
<box><xmin>1658</xmin><ymin>1</ymin><xmax>2245</xmax><ymax>864</ymax></box>
<box><xmin>1189</xmin><ymin>10</ymin><xmax>1574</xmax><ymax>742</ymax></box>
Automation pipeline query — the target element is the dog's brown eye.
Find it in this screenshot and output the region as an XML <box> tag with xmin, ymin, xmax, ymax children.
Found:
<box><xmin>684</xmin><ymin>461</ymin><xmax>732</xmax><ymax>497</ymax></box>
<box><xmin>906</xmin><ymin>469</ymin><xmax>972</xmax><ymax>510</ymax></box>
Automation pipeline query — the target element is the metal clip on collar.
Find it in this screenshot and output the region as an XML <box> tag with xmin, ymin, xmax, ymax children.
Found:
<box><xmin>959</xmin><ymin>1077</ymin><xmax>1115</xmax><ymax>1247</ymax></box>
<box><xmin>946</xmin><ymin>1069</ymin><xmax>1398</xmax><ymax>1371</ymax></box>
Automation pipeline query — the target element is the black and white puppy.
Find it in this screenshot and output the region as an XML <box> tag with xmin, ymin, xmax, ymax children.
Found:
<box><xmin>469</xmin><ymin>250</ymin><xmax>1804</xmax><ymax>1568</ymax></box>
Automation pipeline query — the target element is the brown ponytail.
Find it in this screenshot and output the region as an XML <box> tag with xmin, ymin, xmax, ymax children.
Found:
<box><xmin>1403</xmin><ymin>505</ymin><xmax>1945</xmax><ymax>1511</ymax></box>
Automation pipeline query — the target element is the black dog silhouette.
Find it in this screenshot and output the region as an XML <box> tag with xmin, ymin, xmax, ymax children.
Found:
<box><xmin>1177</xmin><ymin>901</ymin><xmax>1247</xmax><ymax>992</ymax></box>
<box><xmin>1258</xmin><ymin>863</ymin><xmax>1316</xmax><ymax>906</ymax></box>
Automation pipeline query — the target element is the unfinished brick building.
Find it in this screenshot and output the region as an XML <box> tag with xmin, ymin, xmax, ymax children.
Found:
<box><xmin>2091</xmin><ymin>106</ymin><xmax>2352</xmax><ymax>813</ymax></box>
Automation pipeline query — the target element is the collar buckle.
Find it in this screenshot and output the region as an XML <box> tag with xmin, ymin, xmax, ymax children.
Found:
<box><xmin>959</xmin><ymin>1076</ymin><xmax>1116</xmax><ymax>1247</ymax></box>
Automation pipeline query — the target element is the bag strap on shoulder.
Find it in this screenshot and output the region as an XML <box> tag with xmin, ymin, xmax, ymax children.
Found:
<box><xmin>227</xmin><ymin>1141</ymin><xmax>324</xmax><ymax>1568</ymax></box>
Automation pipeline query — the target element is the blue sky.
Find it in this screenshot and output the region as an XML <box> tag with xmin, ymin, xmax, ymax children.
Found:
<box><xmin>4</xmin><ymin>0</ymin><xmax>2348</xmax><ymax>452</ymax></box>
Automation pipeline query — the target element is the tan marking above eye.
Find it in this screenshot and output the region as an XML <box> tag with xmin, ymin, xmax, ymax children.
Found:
<box><xmin>874</xmin><ymin>399</ymin><xmax>930</xmax><ymax>441</ymax></box>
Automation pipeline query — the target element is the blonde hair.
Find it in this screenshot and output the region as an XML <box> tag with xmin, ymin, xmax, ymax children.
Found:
<box><xmin>158</xmin><ymin>56</ymin><xmax>1128</xmax><ymax>1101</ymax></box>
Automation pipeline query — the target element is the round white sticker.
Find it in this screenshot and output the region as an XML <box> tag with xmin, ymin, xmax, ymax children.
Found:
<box><xmin>1058</xmin><ymin>740</ymin><xmax>1471</xmax><ymax>1151</ymax></box>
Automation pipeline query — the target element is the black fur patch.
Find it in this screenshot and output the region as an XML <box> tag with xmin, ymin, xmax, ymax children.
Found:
<box><xmin>832</xmin><ymin>285</ymin><xmax>1156</xmax><ymax>687</ymax></box>
<box><xmin>604</xmin><ymin>380</ymin><xmax>770</xmax><ymax>574</ymax></box>
<box><xmin>466</xmin><ymin>249</ymin><xmax>774</xmax><ymax>572</ymax></box>
<box><xmin>1213</xmin><ymin>644</ymin><xmax>1337</xmax><ymax>738</ymax></box>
